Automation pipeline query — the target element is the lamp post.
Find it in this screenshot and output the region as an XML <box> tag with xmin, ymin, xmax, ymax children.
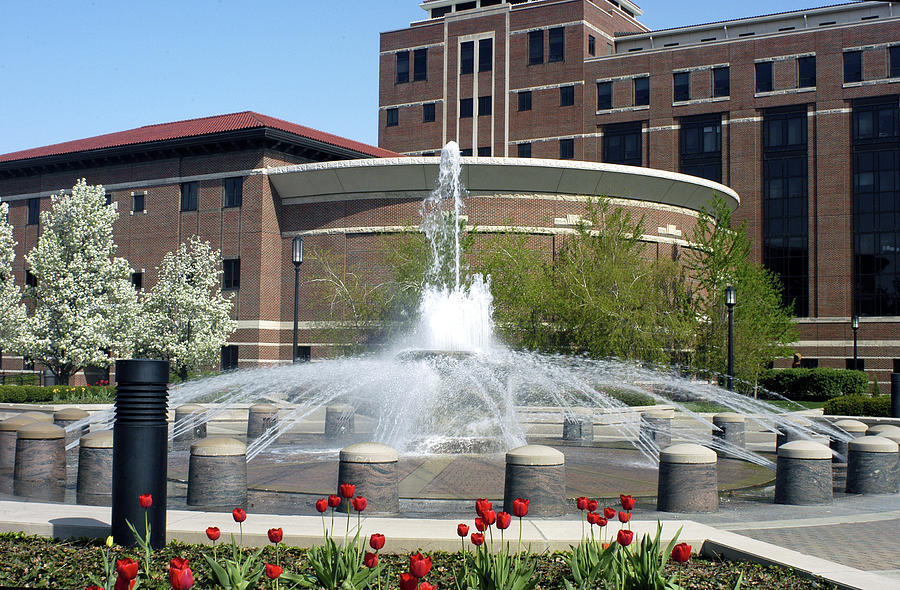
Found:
<box><xmin>292</xmin><ymin>236</ymin><xmax>303</xmax><ymax>363</ymax></box>
<box><xmin>851</xmin><ymin>315</ymin><xmax>859</xmax><ymax>370</ymax></box>
<box><xmin>725</xmin><ymin>285</ymin><xmax>736</xmax><ymax>390</ymax></box>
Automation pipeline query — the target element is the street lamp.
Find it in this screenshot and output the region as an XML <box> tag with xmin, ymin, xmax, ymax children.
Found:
<box><xmin>725</xmin><ymin>285</ymin><xmax>736</xmax><ymax>390</ymax></box>
<box><xmin>851</xmin><ymin>315</ymin><xmax>859</xmax><ymax>370</ymax></box>
<box><xmin>292</xmin><ymin>236</ymin><xmax>304</xmax><ymax>363</ymax></box>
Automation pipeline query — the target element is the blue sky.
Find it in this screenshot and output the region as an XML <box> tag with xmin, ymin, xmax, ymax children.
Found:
<box><xmin>0</xmin><ymin>0</ymin><xmax>842</xmax><ymax>155</ymax></box>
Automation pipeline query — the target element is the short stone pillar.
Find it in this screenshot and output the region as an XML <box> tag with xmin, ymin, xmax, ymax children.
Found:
<box><xmin>54</xmin><ymin>408</ymin><xmax>90</xmax><ymax>449</ymax></box>
<box><xmin>247</xmin><ymin>403</ymin><xmax>279</xmax><ymax>440</ymax></box>
<box><xmin>866</xmin><ymin>424</ymin><xmax>900</xmax><ymax>438</ymax></box>
<box><xmin>563</xmin><ymin>413</ymin><xmax>594</xmax><ymax>442</ymax></box>
<box><xmin>775</xmin><ymin>426</ymin><xmax>807</xmax><ymax>449</ymax></box>
<box><xmin>503</xmin><ymin>444</ymin><xmax>566</xmax><ymax>517</ymax></box>
<box><xmin>20</xmin><ymin>411</ymin><xmax>54</xmax><ymax>424</ymax></box>
<box><xmin>775</xmin><ymin>440</ymin><xmax>833</xmax><ymax>505</ymax></box>
<box><xmin>77</xmin><ymin>431</ymin><xmax>114</xmax><ymax>506</ymax></box>
<box><xmin>846</xmin><ymin>436</ymin><xmax>900</xmax><ymax>495</ymax></box>
<box><xmin>0</xmin><ymin>415</ymin><xmax>39</xmax><ymax>470</ymax></box>
<box><xmin>187</xmin><ymin>437</ymin><xmax>247</xmax><ymax>507</ymax></box>
<box><xmin>640</xmin><ymin>410</ymin><xmax>672</xmax><ymax>449</ymax></box>
<box><xmin>174</xmin><ymin>404</ymin><xmax>207</xmax><ymax>444</ymax></box>
<box><xmin>338</xmin><ymin>442</ymin><xmax>399</xmax><ymax>514</ymax></box>
<box><xmin>657</xmin><ymin>444</ymin><xmax>718</xmax><ymax>513</ymax></box>
<box><xmin>712</xmin><ymin>413</ymin><xmax>746</xmax><ymax>457</ymax></box>
<box><xmin>830</xmin><ymin>419</ymin><xmax>868</xmax><ymax>462</ymax></box>
<box><xmin>13</xmin><ymin>423</ymin><xmax>66</xmax><ymax>501</ymax></box>
<box><xmin>325</xmin><ymin>405</ymin><xmax>356</xmax><ymax>438</ymax></box>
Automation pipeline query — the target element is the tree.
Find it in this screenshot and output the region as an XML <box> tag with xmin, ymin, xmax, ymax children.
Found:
<box><xmin>0</xmin><ymin>198</ymin><xmax>25</xmax><ymax>349</ymax></box>
<box><xmin>21</xmin><ymin>180</ymin><xmax>140</xmax><ymax>384</ymax></box>
<box><xmin>135</xmin><ymin>236</ymin><xmax>236</xmax><ymax>380</ymax></box>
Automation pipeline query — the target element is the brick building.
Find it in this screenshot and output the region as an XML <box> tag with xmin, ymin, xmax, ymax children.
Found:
<box><xmin>379</xmin><ymin>0</ymin><xmax>900</xmax><ymax>386</ymax></box>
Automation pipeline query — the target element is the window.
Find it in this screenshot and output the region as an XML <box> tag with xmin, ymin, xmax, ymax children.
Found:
<box><xmin>132</xmin><ymin>193</ymin><xmax>145</xmax><ymax>213</ymax></box>
<box><xmin>604</xmin><ymin>122</ymin><xmax>642</xmax><ymax>166</ymax></box>
<box><xmin>528</xmin><ymin>30</ymin><xmax>543</xmax><ymax>65</ymax></box>
<box><xmin>460</xmin><ymin>98</ymin><xmax>473</xmax><ymax>118</ymax></box>
<box><xmin>25</xmin><ymin>270</ymin><xmax>37</xmax><ymax>288</ymax></box>
<box><xmin>633</xmin><ymin>77</ymin><xmax>649</xmax><ymax>106</ymax></box>
<box><xmin>673</xmin><ymin>72</ymin><xmax>690</xmax><ymax>102</ymax></box>
<box><xmin>223</xmin><ymin>259</ymin><xmax>240</xmax><ymax>290</ymax></box>
<box><xmin>461</xmin><ymin>41</ymin><xmax>474</xmax><ymax>74</ymax></box>
<box><xmin>27</xmin><ymin>198</ymin><xmax>39</xmax><ymax>225</ymax></box>
<box><xmin>845</xmin><ymin>358</ymin><xmax>865</xmax><ymax>370</ymax></box>
<box><xmin>560</xmin><ymin>85</ymin><xmax>574</xmax><ymax>107</ymax></box>
<box><xmin>478</xmin><ymin>96</ymin><xmax>492</xmax><ymax>116</ymax></box>
<box><xmin>800</xmin><ymin>357</ymin><xmax>818</xmax><ymax>369</ymax></box>
<box><xmin>387</xmin><ymin>107</ymin><xmax>399</xmax><ymax>127</ymax></box>
<box><xmin>680</xmin><ymin>115</ymin><xmax>722</xmax><ymax>182</ymax></box>
<box><xmin>431</xmin><ymin>6</ymin><xmax>451</xmax><ymax>18</ymax></box>
<box><xmin>797</xmin><ymin>56</ymin><xmax>816</xmax><ymax>88</ymax></box>
<box><xmin>224</xmin><ymin>177</ymin><xmax>242</xmax><ymax>208</ymax></box>
<box><xmin>548</xmin><ymin>27</ymin><xmax>564</xmax><ymax>62</ymax></box>
<box><xmin>106</xmin><ymin>191</ymin><xmax>113</xmax><ymax>206</ymax></box>
<box><xmin>413</xmin><ymin>48</ymin><xmax>427</xmax><ymax>81</ymax></box>
<box><xmin>396</xmin><ymin>51</ymin><xmax>410</xmax><ymax>84</ymax></box>
<box><xmin>457</xmin><ymin>1</ymin><xmax>476</xmax><ymax>9</ymax></box>
<box><xmin>891</xmin><ymin>46</ymin><xmax>900</xmax><ymax>79</ymax></box>
<box><xmin>460</xmin><ymin>148</ymin><xmax>473</xmax><ymax>156</ymax></box>
<box><xmin>221</xmin><ymin>345</ymin><xmax>239</xmax><ymax>371</ymax></box>
<box><xmin>479</xmin><ymin>39</ymin><xmax>493</xmax><ymax>72</ymax></box>
<box><xmin>423</xmin><ymin>103</ymin><xmax>436</xmax><ymax>123</ymax></box>
<box><xmin>180</xmin><ymin>182</ymin><xmax>198</xmax><ymax>211</ymax></box>
<box><xmin>844</xmin><ymin>51</ymin><xmax>862</xmax><ymax>83</ymax></box>
<box><xmin>853</xmin><ymin>102</ymin><xmax>899</xmax><ymax>141</ymax></box>
<box><xmin>295</xmin><ymin>346</ymin><xmax>311</xmax><ymax>363</ymax></box>
<box><xmin>517</xmin><ymin>143</ymin><xmax>532</xmax><ymax>158</ymax></box>
<box><xmin>588</xmin><ymin>35</ymin><xmax>596</xmax><ymax>56</ymax></box>
<box><xmin>518</xmin><ymin>91</ymin><xmax>532</xmax><ymax>112</ymax></box>
<box><xmin>756</xmin><ymin>61</ymin><xmax>773</xmax><ymax>93</ymax></box>
<box><xmin>713</xmin><ymin>66</ymin><xmax>730</xmax><ymax>97</ymax></box>
<box><xmin>131</xmin><ymin>271</ymin><xmax>143</xmax><ymax>291</ymax></box>
<box><xmin>559</xmin><ymin>138</ymin><xmax>574</xmax><ymax>160</ymax></box>
<box><xmin>477</xmin><ymin>146</ymin><xmax>491</xmax><ymax>157</ymax></box>
<box><xmin>597</xmin><ymin>81</ymin><xmax>612</xmax><ymax>110</ymax></box>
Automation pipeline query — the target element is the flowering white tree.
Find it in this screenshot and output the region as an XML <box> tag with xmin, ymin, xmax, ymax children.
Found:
<box><xmin>0</xmin><ymin>199</ymin><xmax>25</xmax><ymax>349</ymax></box>
<box><xmin>21</xmin><ymin>180</ymin><xmax>140</xmax><ymax>384</ymax></box>
<box><xmin>135</xmin><ymin>236</ymin><xmax>236</xmax><ymax>380</ymax></box>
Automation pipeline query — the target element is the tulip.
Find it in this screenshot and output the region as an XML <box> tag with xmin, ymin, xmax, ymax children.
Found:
<box><xmin>268</xmin><ymin>527</ymin><xmax>283</xmax><ymax>544</ymax></box>
<box><xmin>106</xmin><ymin>536</ymin><xmax>114</xmax><ymax>548</ymax></box>
<box><xmin>315</xmin><ymin>498</ymin><xmax>328</xmax><ymax>513</ymax></box>
<box><xmin>400</xmin><ymin>572</ymin><xmax>418</xmax><ymax>590</ymax></box>
<box><xmin>352</xmin><ymin>496</ymin><xmax>368</xmax><ymax>511</ymax></box>
<box><xmin>620</xmin><ymin>494</ymin><xmax>635</xmax><ymax>511</ymax></box>
<box><xmin>475</xmin><ymin>517</ymin><xmax>486</xmax><ymax>532</ymax></box>
<box><xmin>364</xmin><ymin>552</ymin><xmax>379</xmax><ymax>568</ymax></box>
<box><xmin>419</xmin><ymin>583</ymin><xmax>436</xmax><ymax>590</ymax></box>
<box><xmin>598</xmin><ymin>517</ymin><xmax>608</xmax><ymax>527</ymax></box>
<box><xmin>169</xmin><ymin>558</ymin><xmax>193</xmax><ymax>590</ymax></box>
<box><xmin>232</xmin><ymin>508</ymin><xmax>247</xmax><ymax>523</ymax></box>
<box><xmin>328</xmin><ymin>494</ymin><xmax>341</xmax><ymax>508</ymax></box>
<box><xmin>115</xmin><ymin>559</ymin><xmax>139</xmax><ymax>580</ymax></box>
<box><xmin>370</xmin><ymin>533</ymin><xmax>386</xmax><ymax>550</ymax></box>
<box><xmin>575</xmin><ymin>496</ymin><xmax>588</xmax><ymax>511</ymax></box>
<box><xmin>206</xmin><ymin>527</ymin><xmax>220</xmax><ymax>541</ymax></box>
<box><xmin>457</xmin><ymin>523</ymin><xmax>469</xmax><ymax>537</ymax></box>
<box><xmin>586</xmin><ymin>512</ymin><xmax>601</xmax><ymax>525</ymax></box>
<box><xmin>512</xmin><ymin>498</ymin><xmax>529</xmax><ymax>518</ymax></box>
<box><xmin>475</xmin><ymin>498</ymin><xmax>492</xmax><ymax>517</ymax></box>
<box><xmin>339</xmin><ymin>483</ymin><xmax>355</xmax><ymax>498</ymax></box>
<box><xmin>470</xmin><ymin>532</ymin><xmax>485</xmax><ymax>546</ymax></box>
<box><xmin>265</xmin><ymin>564</ymin><xmax>283</xmax><ymax>579</ymax></box>
<box><xmin>85</xmin><ymin>586</ymin><xmax>104</xmax><ymax>590</ymax></box>
<box><xmin>587</xmin><ymin>499</ymin><xmax>598</xmax><ymax>512</ymax></box>
<box><xmin>113</xmin><ymin>577</ymin><xmax>135</xmax><ymax>590</ymax></box>
<box><xmin>617</xmin><ymin>511</ymin><xmax>631</xmax><ymax>523</ymax></box>
<box><xmin>603</xmin><ymin>507</ymin><xmax>616</xmax><ymax>519</ymax></box>
<box><xmin>616</xmin><ymin>529</ymin><xmax>634</xmax><ymax>547</ymax></box>
<box><xmin>496</xmin><ymin>511</ymin><xmax>512</xmax><ymax>530</ymax></box>
<box><xmin>482</xmin><ymin>509</ymin><xmax>496</xmax><ymax>526</ymax></box>
<box><xmin>671</xmin><ymin>542</ymin><xmax>692</xmax><ymax>563</ymax></box>
<box><xmin>409</xmin><ymin>553</ymin><xmax>432</xmax><ymax>578</ymax></box>
<box><xmin>138</xmin><ymin>493</ymin><xmax>152</xmax><ymax>508</ymax></box>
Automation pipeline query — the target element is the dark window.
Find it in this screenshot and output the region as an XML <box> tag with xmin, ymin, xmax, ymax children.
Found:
<box><xmin>27</xmin><ymin>198</ymin><xmax>39</xmax><ymax>225</ymax></box>
<box><xmin>386</xmin><ymin>107</ymin><xmax>399</xmax><ymax>127</ymax></box>
<box><xmin>223</xmin><ymin>258</ymin><xmax>240</xmax><ymax>290</ymax></box>
<box><xmin>133</xmin><ymin>193</ymin><xmax>145</xmax><ymax>213</ymax></box>
<box><xmin>548</xmin><ymin>27</ymin><xmax>564</xmax><ymax>62</ymax></box>
<box><xmin>797</xmin><ymin>56</ymin><xmax>816</xmax><ymax>88</ymax></box>
<box><xmin>431</xmin><ymin>6</ymin><xmax>451</xmax><ymax>18</ymax></box>
<box><xmin>224</xmin><ymin>177</ymin><xmax>242</xmax><ymax>208</ymax></box>
<box><xmin>518</xmin><ymin>91</ymin><xmax>532</xmax><ymax>111</ymax></box>
<box><xmin>891</xmin><ymin>46</ymin><xmax>900</xmax><ymax>79</ymax></box>
<box><xmin>517</xmin><ymin>143</ymin><xmax>532</xmax><ymax>158</ymax></box>
<box><xmin>633</xmin><ymin>77</ymin><xmax>649</xmax><ymax>106</ymax></box>
<box><xmin>460</xmin><ymin>98</ymin><xmax>473</xmax><ymax>118</ymax></box>
<box><xmin>845</xmin><ymin>358</ymin><xmax>864</xmax><ymax>370</ymax></box>
<box><xmin>295</xmin><ymin>345</ymin><xmax>311</xmax><ymax>363</ymax></box>
<box><xmin>477</xmin><ymin>146</ymin><xmax>491</xmax><ymax>157</ymax></box>
<box><xmin>800</xmin><ymin>357</ymin><xmax>818</xmax><ymax>369</ymax></box>
<box><xmin>413</xmin><ymin>48</ymin><xmax>427</xmax><ymax>81</ymax></box>
<box><xmin>461</xmin><ymin>41</ymin><xmax>474</xmax><ymax>74</ymax></box>
<box><xmin>604</xmin><ymin>122</ymin><xmax>642</xmax><ymax>166</ymax></box>
<box><xmin>25</xmin><ymin>270</ymin><xmax>37</xmax><ymax>288</ymax></box>
<box><xmin>396</xmin><ymin>51</ymin><xmax>410</xmax><ymax>83</ymax></box>
<box><xmin>844</xmin><ymin>51</ymin><xmax>862</xmax><ymax>83</ymax></box>
<box><xmin>221</xmin><ymin>345</ymin><xmax>238</xmax><ymax>371</ymax></box>
<box><xmin>482</xmin><ymin>0</ymin><xmax>502</xmax><ymax>5</ymax></box>
<box><xmin>559</xmin><ymin>138</ymin><xmax>574</xmax><ymax>160</ymax></box>
<box><xmin>528</xmin><ymin>30</ymin><xmax>543</xmax><ymax>65</ymax></box>
<box><xmin>106</xmin><ymin>191</ymin><xmax>112</xmax><ymax>206</ymax></box>
<box><xmin>457</xmin><ymin>1</ymin><xmax>476</xmax><ymax>9</ymax></box>
<box><xmin>680</xmin><ymin>115</ymin><xmax>722</xmax><ymax>182</ymax></box>
<box><xmin>853</xmin><ymin>102</ymin><xmax>899</xmax><ymax>141</ymax></box>
<box><xmin>713</xmin><ymin>66</ymin><xmax>730</xmax><ymax>97</ymax></box>
<box><xmin>460</xmin><ymin>148</ymin><xmax>473</xmax><ymax>156</ymax></box>
<box><xmin>673</xmin><ymin>72</ymin><xmax>690</xmax><ymax>102</ymax></box>
<box><xmin>560</xmin><ymin>85</ymin><xmax>575</xmax><ymax>107</ymax></box>
<box><xmin>597</xmin><ymin>81</ymin><xmax>612</xmax><ymax>110</ymax></box>
<box><xmin>479</xmin><ymin>38</ymin><xmax>493</xmax><ymax>72</ymax></box>
<box><xmin>894</xmin><ymin>358</ymin><xmax>900</xmax><ymax>373</ymax></box>
<box><xmin>588</xmin><ymin>35</ymin><xmax>596</xmax><ymax>56</ymax></box>
<box><xmin>180</xmin><ymin>182</ymin><xmax>198</xmax><ymax>211</ymax></box>
<box><xmin>131</xmin><ymin>272</ymin><xmax>143</xmax><ymax>291</ymax></box>
<box><xmin>756</xmin><ymin>61</ymin><xmax>773</xmax><ymax>93</ymax></box>
<box><xmin>478</xmin><ymin>96</ymin><xmax>492</xmax><ymax>116</ymax></box>
<box><xmin>423</xmin><ymin>103</ymin><xmax>436</xmax><ymax>123</ymax></box>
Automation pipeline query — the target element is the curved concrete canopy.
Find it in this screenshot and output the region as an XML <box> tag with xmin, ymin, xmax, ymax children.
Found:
<box><xmin>267</xmin><ymin>157</ymin><xmax>740</xmax><ymax>213</ymax></box>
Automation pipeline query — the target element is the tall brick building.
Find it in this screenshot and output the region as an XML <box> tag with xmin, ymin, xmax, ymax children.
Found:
<box><xmin>379</xmin><ymin>0</ymin><xmax>900</xmax><ymax>385</ymax></box>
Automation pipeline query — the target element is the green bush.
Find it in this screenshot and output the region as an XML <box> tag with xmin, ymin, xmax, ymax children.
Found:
<box><xmin>759</xmin><ymin>368</ymin><xmax>868</xmax><ymax>401</ymax></box>
<box><xmin>0</xmin><ymin>385</ymin><xmax>114</xmax><ymax>404</ymax></box>
<box><xmin>607</xmin><ymin>388</ymin><xmax>657</xmax><ymax>407</ymax></box>
<box><xmin>824</xmin><ymin>394</ymin><xmax>892</xmax><ymax>417</ymax></box>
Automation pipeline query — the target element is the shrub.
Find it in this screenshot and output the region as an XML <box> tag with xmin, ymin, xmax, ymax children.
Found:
<box><xmin>824</xmin><ymin>394</ymin><xmax>892</xmax><ymax>417</ymax></box>
<box><xmin>0</xmin><ymin>385</ymin><xmax>114</xmax><ymax>404</ymax></box>
<box><xmin>759</xmin><ymin>368</ymin><xmax>867</xmax><ymax>401</ymax></box>
<box><xmin>607</xmin><ymin>388</ymin><xmax>657</xmax><ymax>407</ymax></box>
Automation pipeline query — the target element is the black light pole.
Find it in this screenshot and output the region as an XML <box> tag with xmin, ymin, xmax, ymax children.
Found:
<box><xmin>725</xmin><ymin>285</ymin><xmax>736</xmax><ymax>390</ymax></box>
<box><xmin>292</xmin><ymin>236</ymin><xmax>304</xmax><ymax>363</ymax></box>
<box><xmin>851</xmin><ymin>315</ymin><xmax>859</xmax><ymax>370</ymax></box>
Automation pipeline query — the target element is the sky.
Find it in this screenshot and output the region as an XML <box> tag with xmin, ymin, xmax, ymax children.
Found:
<box><xmin>0</xmin><ymin>0</ymin><xmax>850</xmax><ymax>155</ymax></box>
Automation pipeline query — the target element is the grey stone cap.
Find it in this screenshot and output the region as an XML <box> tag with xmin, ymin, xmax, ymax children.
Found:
<box><xmin>506</xmin><ymin>444</ymin><xmax>565</xmax><ymax>466</ymax></box>
<box><xmin>713</xmin><ymin>412</ymin><xmax>746</xmax><ymax>423</ymax></box>
<box><xmin>175</xmin><ymin>404</ymin><xmax>205</xmax><ymax>413</ymax></box>
<box><xmin>19</xmin><ymin>412</ymin><xmax>54</xmax><ymax>424</ymax></box>
<box><xmin>660</xmin><ymin>443</ymin><xmax>717</xmax><ymax>464</ymax></box>
<box><xmin>848</xmin><ymin>435</ymin><xmax>899</xmax><ymax>453</ymax></box>
<box><xmin>80</xmin><ymin>430</ymin><xmax>114</xmax><ymax>448</ymax></box>
<box><xmin>191</xmin><ymin>437</ymin><xmax>246</xmax><ymax>457</ymax></box>
<box><xmin>249</xmin><ymin>403</ymin><xmax>279</xmax><ymax>413</ymax></box>
<box><xmin>340</xmin><ymin>442</ymin><xmax>399</xmax><ymax>464</ymax></box>
<box><xmin>777</xmin><ymin>440</ymin><xmax>832</xmax><ymax>459</ymax></box>
<box><xmin>54</xmin><ymin>408</ymin><xmax>90</xmax><ymax>421</ymax></box>
<box><xmin>643</xmin><ymin>409</ymin><xmax>674</xmax><ymax>419</ymax></box>
<box><xmin>16</xmin><ymin>423</ymin><xmax>66</xmax><ymax>440</ymax></box>
<box><xmin>326</xmin><ymin>405</ymin><xmax>355</xmax><ymax>413</ymax></box>
<box><xmin>833</xmin><ymin>419</ymin><xmax>868</xmax><ymax>433</ymax></box>
<box><xmin>879</xmin><ymin>431</ymin><xmax>900</xmax><ymax>445</ymax></box>
<box><xmin>866</xmin><ymin>424</ymin><xmax>900</xmax><ymax>436</ymax></box>
<box><xmin>0</xmin><ymin>415</ymin><xmax>39</xmax><ymax>431</ymax></box>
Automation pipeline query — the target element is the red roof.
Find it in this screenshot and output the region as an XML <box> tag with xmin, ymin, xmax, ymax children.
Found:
<box><xmin>0</xmin><ymin>111</ymin><xmax>398</xmax><ymax>163</ymax></box>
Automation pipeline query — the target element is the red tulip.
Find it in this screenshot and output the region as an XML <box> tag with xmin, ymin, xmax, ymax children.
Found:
<box><xmin>671</xmin><ymin>542</ymin><xmax>692</xmax><ymax>563</ymax></box>
<box><xmin>409</xmin><ymin>553</ymin><xmax>432</xmax><ymax>578</ymax></box>
<box><xmin>618</xmin><ymin>511</ymin><xmax>631</xmax><ymax>523</ymax></box>
<box><xmin>400</xmin><ymin>572</ymin><xmax>418</xmax><ymax>590</ymax></box>
<box><xmin>418</xmin><ymin>583</ymin><xmax>436</xmax><ymax>590</ymax></box>
<box><xmin>364</xmin><ymin>552</ymin><xmax>379</xmax><ymax>568</ymax></box>
<box><xmin>575</xmin><ymin>496</ymin><xmax>588</xmax><ymax>511</ymax></box>
<box><xmin>265</xmin><ymin>564</ymin><xmax>283</xmax><ymax>579</ymax></box>
<box><xmin>512</xmin><ymin>498</ymin><xmax>529</xmax><ymax>518</ymax></box>
<box><xmin>457</xmin><ymin>523</ymin><xmax>469</xmax><ymax>537</ymax></box>
<box><xmin>496</xmin><ymin>511</ymin><xmax>512</xmax><ymax>530</ymax></box>
<box><xmin>586</xmin><ymin>512</ymin><xmax>600</xmax><ymax>526</ymax></box>
<box><xmin>267</xmin><ymin>528</ymin><xmax>283</xmax><ymax>544</ymax></box>
<box><xmin>352</xmin><ymin>496</ymin><xmax>368</xmax><ymax>511</ymax></box>
<box><xmin>616</xmin><ymin>529</ymin><xmax>634</xmax><ymax>547</ymax></box>
<box><xmin>169</xmin><ymin>558</ymin><xmax>193</xmax><ymax>590</ymax></box>
<box><xmin>471</xmin><ymin>532</ymin><xmax>485</xmax><ymax>546</ymax></box>
<box><xmin>113</xmin><ymin>577</ymin><xmax>135</xmax><ymax>590</ymax></box>
<box><xmin>603</xmin><ymin>507</ymin><xmax>616</xmax><ymax>519</ymax></box>
<box><xmin>370</xmin><ymin>533</ymin><xmax>386</xmax><ymax>550</ymax></box>
<box><xmin>232</xmin><ymin>508</ymin><xmax>246</xmax><ymax>522</ymax></box>
<box><xmin>86</xmin><ymin>586</ymin><xmax>104</xmax><ymax>590</ymax></box>
<box><xmin>482</xmin><ymin>509</ymin><xmax>496</xmax><ymax>526</ymax></box>
<box><xmin>598</xmin><ymin>517</ymin><xmax>608</xmax><ymax>527</ymax></box>
<box><xmin>339</xmin><ymin>483</ymin><xmax>355</xmax><ymax>498</ymax></box>
<box><xmin>587</xmin><ymin>499</ymin><xmax>598</xmax><ymax>513</ymax></box>
<box><xmin>206</xmin><ymin>527</ymin><xmax>220</xmax><ymax>541</ymax></box>
<box><xmin>170</xmin><ymin>557</ymin><xmax>189</xmax><ymax>570</ymax></box>
<box><xmin>475</xmin><ymin>517</ymin><xmax>486</xmax><ymax>531</ymax></box>
<box><xmin>138</xmin><ymin>493</ymin><xmax>152</xmax><ymax>509</ymax></box>
<box><xmin>116</xmin><ymin>559</ymin><xmax>139</xmax><ymax>580</ymax></box>
<box><xmin>475</xmin><ymin>498</ymin><xmax>492</xmax><ymax>517</ymax></box>
<box><xmin>315</xmin><ymin>498</ymin><xmax>328</xmax><ymax>513</ymax></box>
<box><xmin>328</xmin><ymin>494</ymin><xmax>341</xmax><ymax>508</ymax></box>
<box><xmin>619</xmin><ymin>494</ymin><xmax>635</xmax><ymax>511</ymax></box>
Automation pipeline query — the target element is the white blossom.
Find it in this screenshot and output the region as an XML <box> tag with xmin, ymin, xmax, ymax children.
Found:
<box><xmin>0</xmin><ymin>199</ymin><xmax>25</xmax><ymax>349</ymax></box>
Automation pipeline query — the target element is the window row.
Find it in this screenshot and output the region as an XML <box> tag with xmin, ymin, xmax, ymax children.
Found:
<box><xmin>517</xmin><ymin>85</ymin><xmax>576</xmax><ymax>111</ymax></box>
<box><xmin>596</xmin><ymin>77</ymin><xmax>648</xmax><ymax>110</ymax></box>
<box><xmin>396</xmin><ymin>48</ymin><xmax>428</xmax><ymax>84</ymax></box>
<box><xmin>528</xmin><ymin>27</ymin><xmax>564</xmax><ymax>66</ymax></box>
<box><xmin>459</xmin><ymin>39</ymin><xmax>493</xmax><ymax>75</ymax></box>
<box><xmin>754</xmin><ymin>56</ymin><xmax>816</xmax><ymax>93</ymax></box>
<box><xmin>514</xmin><ymin>138</ymin><xmax>574</xmax><ymax>160</ymax></box>
<box><xmin>673</xmin><ymin>67</ymin><xmax>730</xmax><ymax>102</ymax></box>
<box><xmin>385</xmin><ymin>103</ymin><xmax>439</xmax><ymax>127</ymax></box>
<box><xmin>844</xmin><ymin>46</ymin><xmax>900</xmax><ymax>84</ymax></box>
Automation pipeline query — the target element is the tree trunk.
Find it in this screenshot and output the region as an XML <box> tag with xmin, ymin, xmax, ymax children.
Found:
<box><xmin>178</xmin><ymin>366</ymin><xmax>188</xmax><ymax>382</ymax></box>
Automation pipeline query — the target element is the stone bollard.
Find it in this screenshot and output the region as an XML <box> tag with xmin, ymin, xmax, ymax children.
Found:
<box><xmin>775</xmin><ymin>425</ymin><xmax>807</xmax><ymax>449</ymax></box>
<box><xmin>830</xmin><ymin>419</ymin><xmax>868</xmax><ymax>462</ymax></box>
<box><xmin>174</xmin><ymin>404</ymin><xmax>207</xmax><ymax>444</ymax></box>
<box><xmin>846</xmin><ymin>436</ymin><xmax>900</xmax><ymax>495</ymax></box>
<box><xmin>775</xmin><ymin>441</ymin><xmax>833</xmax><ymax>505</ymax></box>
<box><xmin>657</xmin><ymin>444</ymin><xmax>718</xmax><ymax>513</ymax></box>
<box><xmin>711</xmin><ymin>413</ymin><xmax>746</xmax><ymax>457</ymax></box>
<box><xmin>325</xmin><ymin>405</ymin><xmax>356</xmax><ymax>438</ymax></box>
<box><xmin>20</xmin><ymin>411</ymin><xmax>54</xmax><ymax>424</ymax></box>
<box><xmin>13</xmin><ymin>423</ymin><xmax>66</xmax><ymax>501</ymax></box>
<box><xmin>866</xmin><ymin>424</ymin><xmax>900</xmax><ymax>438</ymax></box>
<box><xmin>247</xmin><ymin>403</ymin><xmax>279</xmax><ymax>440</ymax></box>
<box><xmin>338</xmin><ymin>442</ymin><xmax>399</xmax><ymax>514</ymax></box>
<box><xmin>639</xmin><ymin>409</ymin><xmax>672</xmax><ymax>450</ymax></box>
<box><xmin>54</xmin><ymin>408</ymin><xmax>90</xmax><ymax>449</ymax></box>
<box><xmin>563</xmin><ymin>412</ymin><xmax>594</xmax><ymax>442</ymax></box>
<box><xmin>0</xmin><ymin>415</ymin><xmax>39</xmax><ymax>470</ymax></box>
<box><xmin>187</xmin><ymin>438</ymin><xmax>247</xmax><ymax>507</ymax></box>
<box><xmin>77</xmin><ymin>431</ymin><xmax>114</xmax><ymax>506</ymax></box>
<box><xmin>503</xmin><ymin>444</ymin><xmax>566</xmax><ymax>517</ymax></box>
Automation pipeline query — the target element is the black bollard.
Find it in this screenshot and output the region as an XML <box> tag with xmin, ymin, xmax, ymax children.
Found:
<box><xmin>892</xmin><ymin>373</ymin><xmax>900</xmax><ymax>419</ymax></box>
<box><xmin>111</xmin><ymin>359</ymin><xmax>169</xmax><ymax>549</ymax></box>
